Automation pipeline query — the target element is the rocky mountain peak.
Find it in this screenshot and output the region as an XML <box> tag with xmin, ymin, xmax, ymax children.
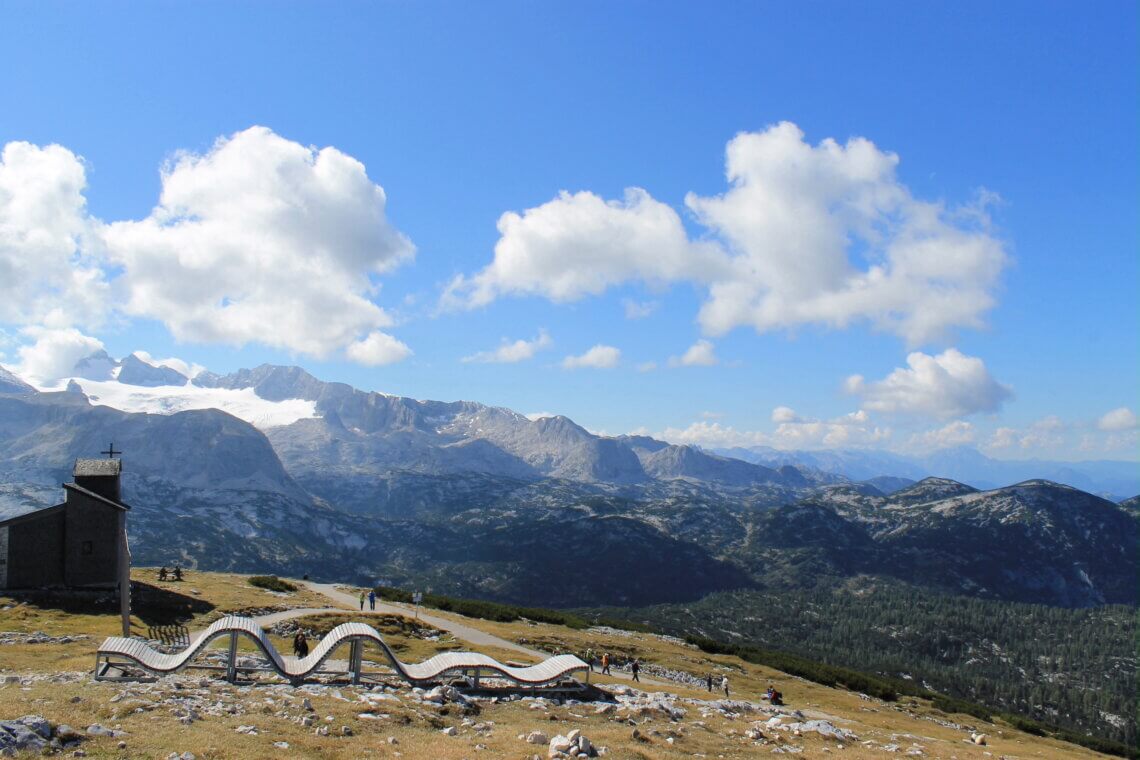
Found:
<box><xmin>888</xmin><ymin>476</ymin><xmax>978</xmax><ymax>506</ymax></box>
<box><xmin>0</xmin><ymin>366</ymin><xmax>35</xmax><ymax>395</ymax></box>
<box><xmin>194</xmin><ymin>363</ymin><xmax>329</xmax><ymax>401</ymax></box>
<box><xmin>117</xmin><ymin>354</ymin><xmax>189</xmax><ymax>387</ymax></box>
<box><xmin>70</xmin><ymin>349</ymin><xmax>119</xmax><ymax>380</ymax></box>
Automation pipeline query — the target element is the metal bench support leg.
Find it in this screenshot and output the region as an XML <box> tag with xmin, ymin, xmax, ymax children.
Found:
<box><xmin>349</xmin><ymin>640</ymin><xmax>362</xmax><ymax>685</ymax></box>
<box><xmin>226</xmin><ymin>632</ymin><xmax>238</xmax><ymax>683</ymax></box>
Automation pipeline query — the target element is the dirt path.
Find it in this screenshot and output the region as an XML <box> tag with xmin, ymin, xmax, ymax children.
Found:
<box><xmin>294</xmin><ymin>582</ymin><xmax>670</xmax><ymax>688</ymax></box>
<box><xmin>300</xmin><ymin>582</ymin><xmax>544</xmax><ymax>658</ymax></box>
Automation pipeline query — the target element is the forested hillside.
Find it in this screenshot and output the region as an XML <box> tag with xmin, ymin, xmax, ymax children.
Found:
<box><xmin>588</xmin><ymin>580</ymin><xmax>1137</xmax><ymax>747</ymax></box>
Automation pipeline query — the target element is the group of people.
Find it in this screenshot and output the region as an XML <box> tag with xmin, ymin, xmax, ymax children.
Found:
<box><xmin>359</xmin><ymin>590</ymin><xmax>377</xmax><ymax>611</ymax></box>
<box><xmin>763</xmin><ymin>685</ymin><xmax>784</xmax><ymax>705</ymax></box>
<box><xmin>156</xmin><ymin>565</ymin><xmax>183</xmax><ymax>582</ymax></box>
<box><xmin>584</xmin><ymin>649</ymin><xmax>643</xmax><ymax>681</ymax></box>
<box><xmin>705</xmin><ymin>672</ymin><xmax>731</xmax><ymax>696</ymax></box>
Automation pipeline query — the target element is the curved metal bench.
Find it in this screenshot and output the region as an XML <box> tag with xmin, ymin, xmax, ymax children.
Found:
<box><xmin>95</xmin><ymin>615</ymin><xmax>588</xmax><ymax>687</ymax></box>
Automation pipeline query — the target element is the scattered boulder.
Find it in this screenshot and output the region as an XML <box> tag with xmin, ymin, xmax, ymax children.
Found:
<box><xmin>548</xmin><ymin>728</ymin><xmax>601</xmax><ymax>758</ymax></box>
<box><xmin>0</xmin><ymin>719</ymin><xmax>48</xmax><ymax>754</ymax></box>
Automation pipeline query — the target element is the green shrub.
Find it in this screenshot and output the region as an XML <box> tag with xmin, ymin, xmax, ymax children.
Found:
<box><xmin>684</xmin><ymin>634</ymin><xmax>906</xmax><ymax>702</ymax></box>
<box><xmin>931</xmin><ymin>695</ymin><xmax>993</xmax><ymax>722</ymax></box>
<box><xmin>1049</xmin><ymin>728</ymin><xmax>1138</xmax><ymax>759</ymax></box>
<box><xmin>248</xmin><ymin>575</ymin><xmax>297</xmax><ymax>593</ymax></box>
<box><xmin>371</xmin><ymin>586</ymin><xmax>654</xmax><ymax>632</ymax></box>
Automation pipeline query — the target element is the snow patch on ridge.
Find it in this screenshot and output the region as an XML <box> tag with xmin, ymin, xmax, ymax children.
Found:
<box><xmin>39</xmin><ymin>378</ymin><xmax>319</xmax><ymax>430</ymax></box>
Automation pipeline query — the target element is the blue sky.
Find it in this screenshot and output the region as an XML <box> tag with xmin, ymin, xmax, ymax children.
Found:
<box><xmin>0</xmin><ymin>1</ymin><xmax>1136</xmax><ymax>460</ymax></box>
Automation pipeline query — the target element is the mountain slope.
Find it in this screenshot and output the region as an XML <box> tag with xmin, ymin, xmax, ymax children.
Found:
<box><xmin>1</xmin><ymin>359</ymin><xmax>1134</xmax><ymax>609</ymax></box>
<box><xmin>877</xmin><ymin>480</ymin><xmax>1138</xmax><ymax>605</ymax></box>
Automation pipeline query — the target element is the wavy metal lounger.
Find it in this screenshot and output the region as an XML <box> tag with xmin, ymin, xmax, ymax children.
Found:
<box><xmin>95</xmin><ymin>615</ymin><xmax>588</xmax><ymax>687</ymax></box>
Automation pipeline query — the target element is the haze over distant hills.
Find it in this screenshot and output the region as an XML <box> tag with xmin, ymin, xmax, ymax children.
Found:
<box><xmin>0</xmin><ymin>352</ymin><xmax>1136</xmax><ymax>609</ymax></box>
<box><xmin>715</xmin><ymin>444</ymin><xmax>1139</xmax><ymax>502</ymax></box>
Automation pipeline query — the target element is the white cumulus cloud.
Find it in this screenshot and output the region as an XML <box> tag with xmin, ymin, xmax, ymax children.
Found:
<box><xmin>1</xmin><ymin>128</ymin><xmax>416</xmax><ymax>364</ymax></box>
<box><xmin>1097</xmin><ymin>407</ymin><xmax>1137</xmax><ymax>431</ymax></box>
<box><xmin>771</xmin><ymin>406</ymin><xmax>799</xmax><ymax>423</ymax></box>
<box><xmin>657</xmin><ymin>408</ymin><xmax>890</xmax><ymax>450</ymax></box>
<box><xmin>907</xmin><ymin>420</ymin><xmax>977</xmax><ymax>451</ymax></box>
<box><xmin>770</xmin><ymin>409</ymin><xmax>892</xmax><ymax>449</ymax></box>
<box><xmin>101</xmin><ymin>126</ymin><xmax>415</xmax><ymax>358</ymax></box>
<box><xmin>345</xmin><ymin>331</ymin><xmax>413</xmax><ymax>366</ymax></box>
<box><xmin>441</xmin><ymin>188</ymin><xmax>727</xmax><ymax>309</ymax></box>
<box><xmin>447</xmin><ymin>122</ymin><xmax>1009</xmax><ymax>346</ymax></box>
<box><xmin>687</xmin><ymin>122</ymin><xmax>1008</xmax><ymax>345</ymax></box>
<box><xmin>561</xmin><ymin>344</ymin><xmax>621</xmax><ymax>369</ymax></box>
<box><xmin>847</xmin><ymin>348</ymin><xmax>1012</xmax><ymax>419</ymax></box>
<box><xmin>668</xmin><ymin>339</ymin><xmax>718</xmax><ymax>367</ymax></box>
<box><xmin>8</xmin><ymin>326</ymin><xmax>106</xmax><ymax>386</ymax></box>
<box><xmin>984</xmin><ymin>416</ymin><xmax>1066</xmax><ymax>453</ymax></box>
<box><xmin>462</xmin><ymin>329</ymin><xmax>552</xmax><ymax>363</ymax></box>
<box><xmin>0</xmin><ymin>141</ymin><xmax>108</xmax><ymax>329</ymax></box>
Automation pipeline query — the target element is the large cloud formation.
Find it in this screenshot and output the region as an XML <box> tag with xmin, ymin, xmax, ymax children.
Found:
<box><xmin>0</xmin><ymin>142</ymin><xmax>107</xmax><ymax>328</ymax></box>
<box><xmin>846</xmin><ymin>348</ymin><xmax>1013</xmax><ymax>419</ymax></box>
<box><xmin>447</xmin><ymin>122</ymin><xmax>1008</xmax><ymax>346</ymax></box>
<box><xmin>1</xmin><ymin>127</ymin><xmax>414</xmax><ymax>367</ymax></box>
<box><xmin>103</xmin><ymin>127</ymin><xmax>414</xmax><ymax>357</ymax></box>
<box><xmin>443</xmin><ymin>188</ymin><xmax>726</xmax><ymax>309</ymax></box>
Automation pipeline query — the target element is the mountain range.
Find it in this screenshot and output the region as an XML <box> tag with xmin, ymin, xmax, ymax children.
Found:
<box><xmin>0</xmin><ymin>353</ymin><xmax>1136</xmax><ymax>608</ymax></box>
<box><xmin>715</xmin><ymin>445</ymin><xmax>1140</xmax><ymax>502</ymax></box>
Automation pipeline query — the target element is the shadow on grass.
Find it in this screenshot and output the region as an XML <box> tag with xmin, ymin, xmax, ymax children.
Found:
<box><xmin>6</xmin><ymin>581</ymin><xmax>215</xmax><ymax>626</ymax></box>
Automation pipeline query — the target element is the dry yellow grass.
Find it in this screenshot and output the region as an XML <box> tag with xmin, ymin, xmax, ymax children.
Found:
<box><xmin>0</xmin><ymin>571</ymin><xmax>1113</xmax><ymax>759</ymax></box>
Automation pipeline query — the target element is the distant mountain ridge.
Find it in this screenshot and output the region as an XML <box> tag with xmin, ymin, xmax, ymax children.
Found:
<box><xmin>715</xmin><ymin>444</ymin><xmax>1139</xmax><ymax>502</ymax></box>
<box><xmin>0</xmin><ymin>354</ymin><xmax>1136</xmax><ymax>608</ymax></box>
<box><xmin>185</xmin><ymin>362</ymin><xmax>813</xmax><ymax>491</ymax></box>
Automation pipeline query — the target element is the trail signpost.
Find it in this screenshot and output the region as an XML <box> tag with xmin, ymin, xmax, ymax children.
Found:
<box><xmin>412</xmin><ymin>591</ymin><xmax>423</xmax><ymax>620</ymax></box>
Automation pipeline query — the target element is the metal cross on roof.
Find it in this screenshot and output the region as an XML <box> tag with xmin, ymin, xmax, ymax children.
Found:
<box><xmin>100</xmin><ymin>441</ymin><xmax>121</xmax><ymax>459</ymax></box>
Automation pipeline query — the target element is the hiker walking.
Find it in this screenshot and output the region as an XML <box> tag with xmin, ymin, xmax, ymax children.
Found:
<box><xmin>368</xmin><ymin>590</ymin><xmax>376</xmax><ymax>611</ymax></box>
<box><xmin>158</xmin><ymin>567</ymin><xmax>168</xmax><ymax>581</ymax></box>
<box><xmin>359</xmin><ymin>590</ymin><xmax>366</xmax><ymax>611</ymax></box>
<box><xmin>706</xmin><ymin>673</ymin><xmax>714</xmax><ymax>692</ymax></box>
<box><xmin>172</xmin><ymin>565</ymin><xmax>183</xmax><ymax>581</ymax></box>
<box><xmin>601</xmin><ymin>652</ymin><xmax>611</xmax><ymax>675</ymax></box>
<box><xmin>631</xmin><ymin>659</ymin><xmax>640</xmax><ymax>683</ymax></box>
<box><xmin>585</xmin><ymin>647</ymin><xmax>595</xmax><ymax>672</ymax></box>
<box><xmin>722</xmin><ymin>675</ymin><xmax>730</xmax><ymax>697</ymax></box>
<box><xmin>292</xmin><ymin>632</ymin><xmax>309</xmax><ymax>659</ymax></box>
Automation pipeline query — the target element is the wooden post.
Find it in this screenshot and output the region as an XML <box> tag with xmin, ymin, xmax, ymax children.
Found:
<box><xmin>226</xmin><ymin>633</ymin><xmax>238</xmax><ymax>682</ymax></box>
<box><xmin>118</xmin><ymin>511</ymin><xmax>131</xmax><ymax>637</ymax></box>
